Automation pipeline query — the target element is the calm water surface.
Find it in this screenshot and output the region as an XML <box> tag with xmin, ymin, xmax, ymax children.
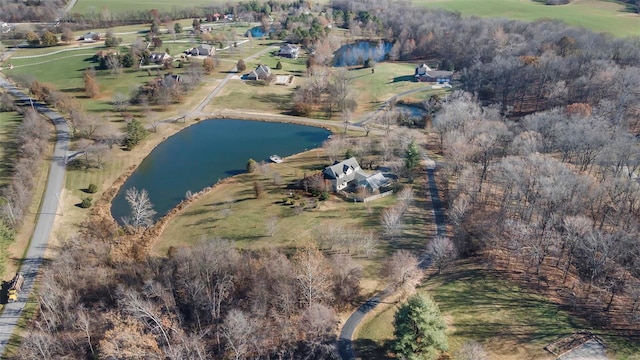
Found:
<box><xmin>111</xmin><ymin>119</ymin><xmax>331</xmax><ymax>222</ymax></box>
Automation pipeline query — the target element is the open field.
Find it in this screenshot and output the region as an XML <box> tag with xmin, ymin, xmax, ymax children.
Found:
<box><xmin>416</xmin><ymin>0</ymin><xmax>640</xmax><ymax>37</ymax></box>
<box><xmin>71</xmin><ymin>0</ymin><xmax>222</xmax><ymax>14</ymax></box>
<box><xmin>355</xmin><ymin>261</ymin><xmax>640</xmax><ymax>360</ymax></box>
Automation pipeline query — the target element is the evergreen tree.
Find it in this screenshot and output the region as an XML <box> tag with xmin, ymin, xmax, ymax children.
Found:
<box><xmin>393</xmin><ymin>293</ymin><xmax>447</xmax><ymax>360</ymax></box>
<box><xmin>404</xmin><ymin>140</ymin><xmax>421</xmax><ymax>172</ymax></box>
<box><xmin>124</xmin><ymin>119</ymin><xmax>149</xmax><ymax>150</ymax></box>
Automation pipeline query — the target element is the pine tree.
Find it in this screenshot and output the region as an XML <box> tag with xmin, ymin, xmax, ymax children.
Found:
<box><xmin>404</xmin><ymin>140</ymin><xmax>421</xmax><ymax>172</ymax></box>
<box><xmin>393</xmin><ymin>293</ymin><xmax>448</xmax><ymax>360</ymax></box>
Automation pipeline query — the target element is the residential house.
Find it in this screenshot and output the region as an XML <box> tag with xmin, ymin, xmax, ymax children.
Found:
<box><xmin>149</xmin><ymin>52</ymin><xmax>172</xmax><ymax>64</ymax></box>
<box><xmin>80</xmin><ymin>31</ymin><xmax>100</xmax><ymax>41</ymax></box>
<box><xmin>246</xmin><ymin>64</ymin><xmax>271</xmax><ymax>80</ymax></box>
<box><xmin>161</xmin><ymin>73</ymin><xmax>182</xmax><ymax>88</ymax></box>
<box><xmin>278</xmin><ymin>44</ymin><xmax>299</xmax><ymax>59</ymax></box>
<box><xmin>414</xmin><ymin>63</ymin><xmax>453</xmax><ymax>83</ymax></box>
<box><xmin>188</xmin><ymin>44</ymin><xmax>214</xmax><ymax>56</ymax></box>
<box><xmin>323</xmin><ymin>157</ymin><xmax>390</xmax><ymax>193</ymax></box>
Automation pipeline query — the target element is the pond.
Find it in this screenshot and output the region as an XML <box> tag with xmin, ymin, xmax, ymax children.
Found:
<box><xmin>333</xmin><ymin>40</ymin><xmax>393</xmax><ymax>67</ymax></box>
<box><xmin>110</xmin><ymin>119</ymin><xmax>331</xmax><ymax>223</ymax></box>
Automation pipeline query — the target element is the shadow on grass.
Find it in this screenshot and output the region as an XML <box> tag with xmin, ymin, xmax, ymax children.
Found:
<box><xmin>352</xmin><ymin>338</ymin><xmax>394</xmax><ymax>360</ymax></box>
<box><xmin>428</xmin><ymin>267</ymin><xmax>585</xmax><ymax>344</ymax></box>
<box><xmin>390</xmin><ymin>75</ymin><xmax>415</xmax><ymax>83</ymax></box>
<box><xmin>251</xmin><ymin>93</ymin><xmax>292</xmax><ymax>110</ymax></box>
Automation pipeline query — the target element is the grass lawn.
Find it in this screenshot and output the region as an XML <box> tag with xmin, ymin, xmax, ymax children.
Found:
<box><xmin>0</xmin><ymin>111</ymin><xmax>21</xmax><ymax>185</ymax></box>
<box><xmin>416</xmin><ymin>0</ymin><xmax>640</xmax><ymax>37</ymax></box>
<box><xmin>71</xmin><ymin>0</ymin><xmax>222</xmax><ymax>14</ymax></box>
<box><xmin>355</xmin><ymin>261</ymin><xmax>640</xmax><ymax>359</ymax></box>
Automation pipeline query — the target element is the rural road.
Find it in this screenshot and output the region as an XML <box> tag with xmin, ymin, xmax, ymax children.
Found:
<box><xmin>0</xmin><ymin>75</ymin><xmax>69</xmax><ymax>356</ymax></box>
<box><xmin>338</xmin><ymin>159</ymin><xmax>446</xmax><ymax>360</ymax></box>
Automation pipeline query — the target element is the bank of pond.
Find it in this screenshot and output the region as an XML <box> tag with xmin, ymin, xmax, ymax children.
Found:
<box><xmin>110</xmin><ymin>119</ymin><xmax>331</xmax><ymax>223</ymax></box>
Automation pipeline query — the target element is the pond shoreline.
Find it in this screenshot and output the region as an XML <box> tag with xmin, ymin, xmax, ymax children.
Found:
<box><xmin>90</xmin><ymin>112</ymin><xmax>340</xmax><ymax>256</ymax></box>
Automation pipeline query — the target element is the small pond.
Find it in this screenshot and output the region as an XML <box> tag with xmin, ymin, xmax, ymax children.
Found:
<box><xmin>110</xmin><ymin>119</ymin><xmax>331</xmax><ymax>223</ymax></box>
<box><xmin>333</xmin><ymin>40</ymin><xmax>393</xmax><ymax>67</ymax></box>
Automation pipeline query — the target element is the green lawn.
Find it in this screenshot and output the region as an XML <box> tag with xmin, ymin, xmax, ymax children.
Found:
<box><xmin>355</xmin><ymin>263</ymin><xmax>640</xmax><ymax>359</ymax></box>
<box><xmin>71</xmin><ymin>0</ymin><xmax>222</xmax><ymax>14</ymax></box>
<box><xmin>416</xmin><ymin>0</ymin><xmax>640</xmax><ymax>37</ymax></box>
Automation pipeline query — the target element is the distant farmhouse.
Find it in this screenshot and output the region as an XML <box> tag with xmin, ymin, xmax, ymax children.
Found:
<box><xmin>246</xmin><ymin>64</ymin><xmax>271</xmax><ymax>80</ymax></box>
<box><xmin>323</xmin><ymin>157</ymin><xmax>390</xmax><ymax>193</ymax></box>
<box><xmin>278</xmin><ymin>44</ymin><xmax>299</xmax><ymax>59</ymax></box>
<box><xmin>187</xmin><ymin>44</ymin><xmax>215</xmax><ymax>57</ymax></box>
<box><xmin>414</xmin><ymin>63</ymin><xmax>453</xmax><ymax>83</ymax></box>
<box><xmin>80</xmin><ymin>31</ymin><xmax>100</xmax><ymax>41</ymax></box>
<box><xmin>149</xmin><ymin>52</ymin><xmax>172</xmax><ymax>64</ymax></box>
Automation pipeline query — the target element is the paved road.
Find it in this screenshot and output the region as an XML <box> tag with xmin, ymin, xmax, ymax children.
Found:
<box><xmin>338</xmin><ymin>161</ymin><xmax>446</xmax><ymax>360</ymax></box>
<box><xmin>0</xmin><ymin>76</ymin><xmax>69</xmax><ymax>356</ymax></box>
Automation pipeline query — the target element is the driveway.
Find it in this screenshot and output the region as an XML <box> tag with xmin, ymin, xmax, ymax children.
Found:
<box><xmin>338</xmin><ymin>160</ymin><xmax>445</xmax><ymax>359</ymax></box>
<box><xmin>0</xmin><ymin>76</ymin><xmax>69</xmax><ymax>356</ymax></box>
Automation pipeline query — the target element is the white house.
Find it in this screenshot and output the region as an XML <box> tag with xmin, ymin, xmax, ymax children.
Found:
<box><xmin>188</xmin><ymin>44</ymin><xmax>214</xmax><ymax>56</ymax></box>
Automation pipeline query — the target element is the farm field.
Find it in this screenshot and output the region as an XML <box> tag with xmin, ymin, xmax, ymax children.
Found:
<box><xmin>355</xmin><ymin>261</ymin><xmax>640</xmax><ymax>360</ymax></box>
<box><xmin>416</xmin><ymin>0</ymin><xmax>640</xmax><ymax>36</ymax></box>
<box><xmin>71</xmin><ymin>0</ymin><xmax>221</xmax><ymax>15</ymax></box>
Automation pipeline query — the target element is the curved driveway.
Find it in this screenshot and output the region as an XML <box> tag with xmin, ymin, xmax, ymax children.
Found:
<box><xmin>338</xmin><ymin>160</ymin><xmax>445</xmax><ymax>360</ymax></box>
<box><xmin>0</xmin><ymin>76</ymin><xmax>69</xmax><ymax>356</ymax></box>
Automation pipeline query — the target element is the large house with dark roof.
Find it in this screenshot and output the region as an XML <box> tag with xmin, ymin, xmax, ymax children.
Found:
<box><xmin>278</xmin><ymin>44</ymin><xmax>299</xmax><ymax>59</ymax></box>
<box><xmin>246</xmin><ymin>64</ymin><xmax>271</xmax><ymax>80</ymax></box>
<box><xmin>323</xmin><ymin>157</ymin><xmax>390</xmax><ymax>193</ymax></box>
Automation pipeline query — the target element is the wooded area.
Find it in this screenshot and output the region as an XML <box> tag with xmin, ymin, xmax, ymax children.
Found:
<box><xmin>7</xmin><ymin>0</ymin><xmax>640</xmax><ymax>358</ymax></box>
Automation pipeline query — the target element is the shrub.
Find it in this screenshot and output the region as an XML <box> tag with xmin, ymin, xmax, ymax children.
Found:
<box><xmin>275</xmin><ymin>60</ymin><xmax>282</xmax><ymax>70</ymax></box>
<box><xmin>319</xmin><ymin>192</ymin><xmax>330</xmax><ymax>201</ymax></box>
<box><xmin>87</xmin><ymin>183</ymin><xmax>98</xmax><ymax>193</ymax></box>
<box><xmin>79</xmin><ymin>197</ymin><xmax>92</xmax><ymax>208</ymax></box>
<box><xmin>237</xmin><ymin>59</ymin><xmax>247</xmax><ymax>72</ymax></box>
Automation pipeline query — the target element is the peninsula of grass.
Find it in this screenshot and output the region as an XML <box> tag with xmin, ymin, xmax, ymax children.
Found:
<box><xmin>416</xmin><ymin>0</ymin><xmax>640</xmax><ymax>37</ymax></box>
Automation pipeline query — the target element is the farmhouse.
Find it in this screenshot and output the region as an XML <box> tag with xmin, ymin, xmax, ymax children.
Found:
<box><xmin>80</xmin><ymin>31</ymin><xmax>100</xmax><ymax>41</ymax></box>
<box><xmin>278</xmin><ymin>44</ymin><xmax>299</xmax><ymax>59</ymax></box>
<box><xmin>149</xmin><ymin>52</ymin><xmax>172</xmax><ymax>63</ymax></box>
<box><xmin>414</xmin><ymin>63</ymin><xmax>453</xmax><ymax>83</ymax></box>
<box><xmin>323</xmin><ymin>157</ymin><xmax>390</xmax><ymax>193</ymax></box>
<box><xmin>188</xmin><ymin>44</ymin><xmax>215</xmax><ymax>56</ymax></box>
<box><xmin>246</xmin><ymin>64</ymin><xmax>271</xmax><ymax>80</ymax></box>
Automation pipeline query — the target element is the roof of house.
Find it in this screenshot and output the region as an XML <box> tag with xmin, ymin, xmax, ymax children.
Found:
<box><xmin>416</xmin><ymin>63</ymin><xmax>432</xmax><ymax>73</ymax></box>
<box><xmin>255</xmin><ymin>64</ymin><xmax>270</xmax><ymax>76</ymax></box>
<box><xmin>361</xmin><ymin>172</ymin><xmax>389</xmax><ymax>191</ymax></box>
<box><xmin>323</xmin><ymin>157</ymin><xmax>362</xmax><ymax>180</ymax></box>
<box><xmin>424</xmin><ymin>70</ymin><xmax>454</xmax><ymax>78</ymax></box>
<box><xmin>197</xmin><ymin>44</ymin><xmax>213</xmax><ymax>50</ymax></box>
<box><xmin>280</xmin><ymin>44</ymin><xmax>299</xmax><ymax>53</ymax></box>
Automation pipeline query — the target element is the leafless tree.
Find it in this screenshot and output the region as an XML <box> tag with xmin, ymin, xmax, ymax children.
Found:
<box><xmin>381</xmin><ymin>204</ymin><xmax>404</xmax><ymax>239</ymax></box>
<box><xmin>455</xmin><ymin>341</ymin><xmax>489</xmax><ymax>360</ymax></box>
<box><xmin>330</xmin><ymin>254</ymin><xmax>362</xmax><ymax>305</ymax></box>
<box><xmin>381</xmin><ymin>250</ymin><xmax>422</xmax><ymax>292</ymax></box>
<box><xmin>123</xmin><ymin>187</ymin><xmax>157</xmax><ymax>230</ymax></box>
<box><xmin>294</xmin><ymin>246</ymin><xmax>333</xmax><ymax>307</ymax></box>
<box><xmin>265</xmin><ymin>215</ymin><xmax>279</xmax><ymax>237</ymax></box>
<box><xmin>426</xmin><ymin>236</ymin><xmax>458</xmax><ymax>273</ymax></box>
<box><xmin>105</xmin><ymin>54</ymin><xmax>123</xmax><ymax>77</ymax></box>
<box><xmin>222</xmin><ymin>309</ymin><xmax>257</xmax><ymax>360</ymax></box>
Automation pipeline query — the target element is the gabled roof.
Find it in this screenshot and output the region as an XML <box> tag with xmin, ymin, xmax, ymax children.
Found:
<box><xmin>255</xmin><ymin>64</ymin><xmax>270</xmax><ymax>76</ymax></box>
<box><xmin>280</xmin><ymin>44</ymin><xmax>299</xmax><ymax>53</ymax></box>
<box><xmin>323</xmin><ymin>157</ymin><xmax>361</xmax><ymax>179</ymax></box>
<box><xmin>361</xmin><ymin>172</ymin><xmax>389</xmax><ymax>191</ymax></box>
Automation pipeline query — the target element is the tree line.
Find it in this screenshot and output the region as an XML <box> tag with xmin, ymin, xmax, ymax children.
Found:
<box><xmin>434</xmin><ymin>91</ymin><xmax>640</xmax><ymax>330</ymax></box>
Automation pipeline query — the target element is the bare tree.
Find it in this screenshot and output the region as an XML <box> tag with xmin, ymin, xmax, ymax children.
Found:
<box><xmin>455</xmin><ymin>341</ymin><xmax>489</xmax><ymax>360</ymax></box>
<box><xmin>222</xmin><ymin>309</ymin><xmax>257</xmax><ymax>360</ymax></box>
<box><xmin>426</xmin><ymin>236</ymin><xmax>458</xmax><ymax>273</ymax></box>
<box><xmin>294</xmin><ymin>245</ymin><xmax>333</xmax><ymax>307</ymax></box>
<box><xmin>381</xmin><ymin>204</ymin><xmax>404</xmax><ymax>239</ymax></box>
<box><xmin>381</xmin><ymin>250</ymin><xmax>422</xmax><ymax>292</ymax></box>
<box><xmin>123</xmin><ymin>187</ymin><xmax>157</xmax><ymax>230</ymax></box>
<box><xmin>265</xmin><ymin>215</ymin><xmax>278</xmax><ymax>237</ymax></box>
